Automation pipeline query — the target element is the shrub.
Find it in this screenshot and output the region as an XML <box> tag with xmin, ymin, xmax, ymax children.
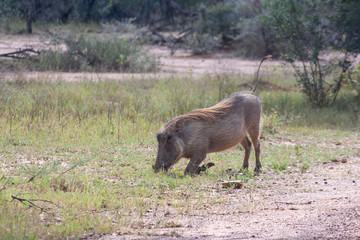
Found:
<box><xmin>36</xmin><ymin>33</ymin><xmax>158</xmax><ymax>72</ymax></box>
<box><xmin>264</xmin><ymin>0</ymin><xmax>355</xmax><ymax>106</ymax></box>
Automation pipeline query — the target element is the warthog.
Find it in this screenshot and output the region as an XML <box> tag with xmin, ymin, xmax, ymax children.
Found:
<box><xmin>153</xmin><ymin>55</ymin><xmax>272</xmax><ymax>175</ymax></box>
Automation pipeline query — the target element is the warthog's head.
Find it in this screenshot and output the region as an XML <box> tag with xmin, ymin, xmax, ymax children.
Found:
<box><xmin>153</xmin><ymin>120</ymin><xmax>185</xmax><ymax>173</ymax></box>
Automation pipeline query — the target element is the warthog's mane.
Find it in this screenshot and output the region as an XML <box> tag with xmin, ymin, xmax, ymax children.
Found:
<box><xmin>176</xmin><ymin>101</ymin><xmax>235</xmax><ymax>123</ymax></box>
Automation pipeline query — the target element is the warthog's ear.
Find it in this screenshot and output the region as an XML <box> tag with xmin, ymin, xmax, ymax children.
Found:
<box><xmin>164</xmin><ymin>118</ymin><xmax>173</xmax><ymax>128</ymax></box>
<box><xmin>174</xmin><ymin>119</ymin><xmax>184</xmax><ymax>134</ymax></box>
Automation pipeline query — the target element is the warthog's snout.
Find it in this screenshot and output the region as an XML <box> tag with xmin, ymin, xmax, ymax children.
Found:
<box><xmin>152</xmin><ymin>163</ymin><xmax>169</xmax><ymax>173</ymax></box>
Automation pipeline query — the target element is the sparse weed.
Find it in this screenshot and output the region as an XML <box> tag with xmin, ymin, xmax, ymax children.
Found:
<box><xmin>267</xmin><ymin>155</ymin><xmax>288</xmax><ymax>172</ymax></box>
<box><xmin>262</xmin><ymin>110</ymin><xmax>280</xmax><ymax>134</ymax></box>
<box><xmin>299</xmin><ymin>161</ymin><xmax>310</xmax><ymax>171</ymax></box>
<box><xmin>235</xmin><ymin>169</ymin><xmax>255</xmax><ymax>183</ymax></box>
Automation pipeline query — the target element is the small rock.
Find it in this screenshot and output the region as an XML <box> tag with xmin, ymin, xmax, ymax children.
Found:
<box><xmin>341</xmin><ymin>158</ymin><xmax>347</xmax><ymax>163</ymax></box>
<box><xmin>324</xmin><ymin>181</ymin><xmax>328</xmax><ymax>184</ymax></box>
<box><xmin>353</xmin><ymin>180</ymin><xmax>356</xmax><ymax>184</ymax></box>
<box><xmin>315</xmin><ymin>181</ymin><xmax>318</xmax><ymax>184</ymax></box>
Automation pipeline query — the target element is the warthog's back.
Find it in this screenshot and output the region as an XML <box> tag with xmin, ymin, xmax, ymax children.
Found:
<box><xmin>178</xmin><ymin>91</ymin><xmax>261</xmax><ymax>154</ymax></box>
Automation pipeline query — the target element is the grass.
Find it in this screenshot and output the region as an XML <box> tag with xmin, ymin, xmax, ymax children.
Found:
<box><xmin>0</xmin><ymin>73</ymin><xmax>359</xmax><ymax>239</ymax></box>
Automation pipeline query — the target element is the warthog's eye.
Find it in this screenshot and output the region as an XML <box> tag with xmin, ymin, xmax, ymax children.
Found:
<box><xmin>166</xmin><ymin>133</ymin><xmax>173</xmax><ymax>144</ymax></box>
<box><xmin>156</xmin><ymin>133</ymin><xmax>161</xmax><ymax>142</ymax></box>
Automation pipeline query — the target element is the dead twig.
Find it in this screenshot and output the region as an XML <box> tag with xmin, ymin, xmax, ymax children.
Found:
<box><xmin>27</xmin><ymin>174</ymin><xmax>39</xmax><ymax>183</ymax></box>
<box><xmin>77</xmin><ymin>207</ymin><xmax>121</xmax><ymax>218</ymax></box>
<box><xmin>11</xmin><ymin>195</ymin><xmax>61</xmax><ymax>214</ymax></box>
<box><xmin>57</xmin><ymin>159</ymin><xmax>88</xmax><ymax>177</ymax></box>
<box><xmin>57</xmin><ymin>164</ymin><xmax>79</xmax><ymax>178</ymax></box>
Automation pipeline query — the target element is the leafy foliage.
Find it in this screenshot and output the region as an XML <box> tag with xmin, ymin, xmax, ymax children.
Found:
<box><xmin>264</xmin><ymin>0</ymin><xmax>354</xmax><ymax>106</ymax></box>
<box><xmin>331</xmin><ymin>0</ymin><xmax>360</xmax><ymax>54</ymax></box>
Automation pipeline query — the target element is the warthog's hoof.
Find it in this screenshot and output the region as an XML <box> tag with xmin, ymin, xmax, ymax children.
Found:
<box><xmin>196</xmin><ymin>162</ymin><xmax>215</xmax><ymax>174</ymax></box>
<box><xmin>254</xmin><ymin>166</ymin><xmax>262</xmax><ymax>175</ymax></box>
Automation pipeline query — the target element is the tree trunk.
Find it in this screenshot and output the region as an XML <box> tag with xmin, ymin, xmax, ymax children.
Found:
<box><xmin>161</xmin><ymin>0</ymin><xmax>174</xmax><ymax>24</ymax></box>
<box><xmin>134</xmin><ymin>0</ymin><xmax>153</xmax><ymax>24</ymax></box>
<box><xmin>23</xmin><ymin>0</ymin><xmax>36</xmax><ymax>34</ymax></box>
<box><xmin>26</xmin><ymin>17</ymin><xmax>33</xmax><ymax>34</ymax></box>
<box><xmin>85</xmin><ymin>0</ymin><xmax>97</xmax><ymax>22</ymax></box>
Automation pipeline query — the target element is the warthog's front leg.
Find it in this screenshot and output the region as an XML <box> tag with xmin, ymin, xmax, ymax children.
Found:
<box><xmin>185</xmin><ymin>152</ymin><xmax>206</xmax><ymax>176</ymax></box>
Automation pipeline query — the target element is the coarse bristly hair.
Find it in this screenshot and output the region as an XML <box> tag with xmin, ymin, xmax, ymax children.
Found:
<box><xmin>177</xmin><ymin>101</ymin><xmax>234</xmax><ymax>123</ymax></box>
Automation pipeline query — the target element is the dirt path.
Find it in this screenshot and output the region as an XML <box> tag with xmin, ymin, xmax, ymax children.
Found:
<box><xmin>103</xmin><ymin>157</ymin><xmax>360</xmax><ymax>240</ymax></box>
<box><xmin>0</xmin><ymin>34</ymin><xmax>288</xmax><ymax>81</ymax></box>
<box><xmin>180</xmin><ymin>162</ymin><xmax>360</xmax><ymax>240</ymax></box>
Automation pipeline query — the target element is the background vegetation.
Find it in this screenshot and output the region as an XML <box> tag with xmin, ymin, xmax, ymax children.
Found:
<box><xmin>1</xmin><ymin>0</ymin><xmax>359</xmax><ymax>105</ymax></box>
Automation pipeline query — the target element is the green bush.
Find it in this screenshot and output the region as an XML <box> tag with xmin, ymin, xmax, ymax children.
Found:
<box><xmin>264</xmin><ymin>0</ymin><xmax>353</xmax><ymax>106</ymax></box>
<box><xmin>36</xmin><ymin>34</ymin><xmax>158</xmax><ymax>72</ymax></box>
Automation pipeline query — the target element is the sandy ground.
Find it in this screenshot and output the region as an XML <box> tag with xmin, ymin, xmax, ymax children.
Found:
<box><xmin>1</xmin><ymin>34</ymin><xmax>360</xmax><ymax>240</ymax></box>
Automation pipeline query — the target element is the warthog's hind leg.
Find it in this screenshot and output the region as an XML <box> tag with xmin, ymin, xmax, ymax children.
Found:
<box><xmin>248</xmin><ymin>126</ymin><xmax>261</xmax><ymax>174</ymax></box>
<box><xmin>240</xmin><ymin>136</ymin><xmax>252</xmax><ymax>171</ymax></box>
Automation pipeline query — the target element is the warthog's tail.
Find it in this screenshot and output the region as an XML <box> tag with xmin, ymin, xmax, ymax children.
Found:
<box><xmin>252</xmin><ymin>55</ymin><xmax>272</xmax><ymax>93</ymax></box>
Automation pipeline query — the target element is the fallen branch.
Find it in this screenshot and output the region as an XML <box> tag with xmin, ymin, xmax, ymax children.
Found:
<box><xmin>148</xmin><ymin>28</ymin><xmax>167</xmax><ymax>44</ymax></box>
<box><xmin>0</xmin><ymin>48</ymin><xmax>41</xmax><ymax>59</ymax></box>
<box><xmin>168</xmin><ymin>28</ymin><xmax>195</xmax><ymax>54</ymax></box>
